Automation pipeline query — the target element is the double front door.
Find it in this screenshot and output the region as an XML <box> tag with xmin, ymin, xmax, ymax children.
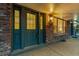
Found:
<box><xmin>12</xmin><ymin>5</ymin><xmax>45</xmax><ymax>50</ymax></box>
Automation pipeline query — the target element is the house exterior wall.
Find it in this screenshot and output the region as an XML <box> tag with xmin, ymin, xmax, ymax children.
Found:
<box><xmin>0</xmin><ymin>3</ymin><xmax>12</xmax><ymax>55</ymax></box>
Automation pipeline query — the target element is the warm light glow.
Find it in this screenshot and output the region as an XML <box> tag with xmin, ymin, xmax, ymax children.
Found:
<box><xmin>14</xmin><ymin>10</ymin><xmax>20</xmax><ymax>29</ymax></box>
<box><xmin>50</xmin><ymin>17</ymin><xmax>53</xmax><ymax>21</ymax></box>
<box><xmin>58</xmin><ymin>19</ymin><xmax>63</xmax><ymax>33</ymax></box>
<box><xmin>40</xmin><ymin>15</ymin><xmax>43</xmax><ymax>29</ymax></box>
<box><xmin>27</xmin><ymin>13</ymin><xmax>36</xmax><ymax>29</ymax></box>
<box><xmin>59</xmin><ymin>27</ymin><xmax>62</xmax><ymax>32</ymax></box>
<box><xmin>53</xmin><ymin>18</ymin><xmax>57</xmax><ymax>33</ymax></box>
<box><xmin>50</xmin><ymin>8</ymin><xmax>53</xmax><ymax>13</ymax></box>
<box><xmin>49</xmin><ymin>4</ymin><xmax>54</xmax><ymax>13</ymax></box>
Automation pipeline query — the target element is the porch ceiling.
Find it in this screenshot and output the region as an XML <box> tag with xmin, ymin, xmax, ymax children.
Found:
<box><xmin>18</xmin><ymin>3</ymin><xmax>79</xmax><ymax>20</ymax></box>
<box><xmin>54</xmin><ymin>3</ymin><xmax>79</xmax><ymax>20</ymax></box>
<box><xmin>18</xmin><ymin>3</ymin><xmax>55</xmax><ymax>13</ymax></box>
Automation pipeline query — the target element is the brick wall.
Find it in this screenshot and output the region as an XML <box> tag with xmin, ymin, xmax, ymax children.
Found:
<box><xmin>0</xmin><ymin>3</ymin><xmax>12</xmax><ymax>56</ymax></box>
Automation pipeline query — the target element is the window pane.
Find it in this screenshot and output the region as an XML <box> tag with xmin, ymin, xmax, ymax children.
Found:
<box><xmin>58</xmin><ymin>19</ymin><xmax>63</xmax><ymax>33</ymax></box>
<box><xmin>27</xmin><ymin>13</ymin><xmax>36</xmax><ymax>29</ymax></box>
<box><xmin>27</xmin><ymin>13</ymin><xmax>30</xmax><ymax>29</ymax></box>
<box><xmin>14</xmin><ymin>10</ymin><xmax>20</xmax><ymax>29</ymax></box>
<box><xmin>53</xmin><ymin>18</ymin><xmax>57</xmax><ymax>33</ymax></box>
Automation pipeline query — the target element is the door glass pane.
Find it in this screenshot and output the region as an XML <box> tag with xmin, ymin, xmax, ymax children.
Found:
<box><xmin>27</xmin><ymin>13</ymin><xmax>36</xmax><ymax>29</ymax></box>
<box><xmin>53</xmin><ymin>18</ymin><xmax>57</xmax><ymax>33</ymax></box>
<box><xmin>14</xmin><ymin>10</ymin><xmax>20</xmax><ymax>29</ymax></box>
<box><xmin>40</xmin><ymin>15</ymin><xmax>43</xmax><ymax>29</ymax></box>
<box><xmin>27</xmin><ymin>13</ymin><xmax>30</xmax><ymax>29</ymax></box>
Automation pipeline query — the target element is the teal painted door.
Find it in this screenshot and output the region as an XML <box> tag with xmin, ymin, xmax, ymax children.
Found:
<box><xmin>12</xmin><ymin>6</ymin><xmax>21</xmax><ymax>50</ymax></box>
<box><xmin>24</xmin><ymin>12</ymin><xmax>38</xmax><ymax>47</ymax></box>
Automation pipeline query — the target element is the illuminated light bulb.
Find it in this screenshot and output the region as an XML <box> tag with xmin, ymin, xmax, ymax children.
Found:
<box><xmin>50</xmin><ymin>17</ymin><xmax>53</xmax><ymax>20</ymax></box>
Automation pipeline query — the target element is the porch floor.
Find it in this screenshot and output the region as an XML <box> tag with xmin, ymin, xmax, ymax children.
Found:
<box><xmin>17</xmin><ymin>38</ymin><xmax>79</xmax><ymax>56</ymax></box>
